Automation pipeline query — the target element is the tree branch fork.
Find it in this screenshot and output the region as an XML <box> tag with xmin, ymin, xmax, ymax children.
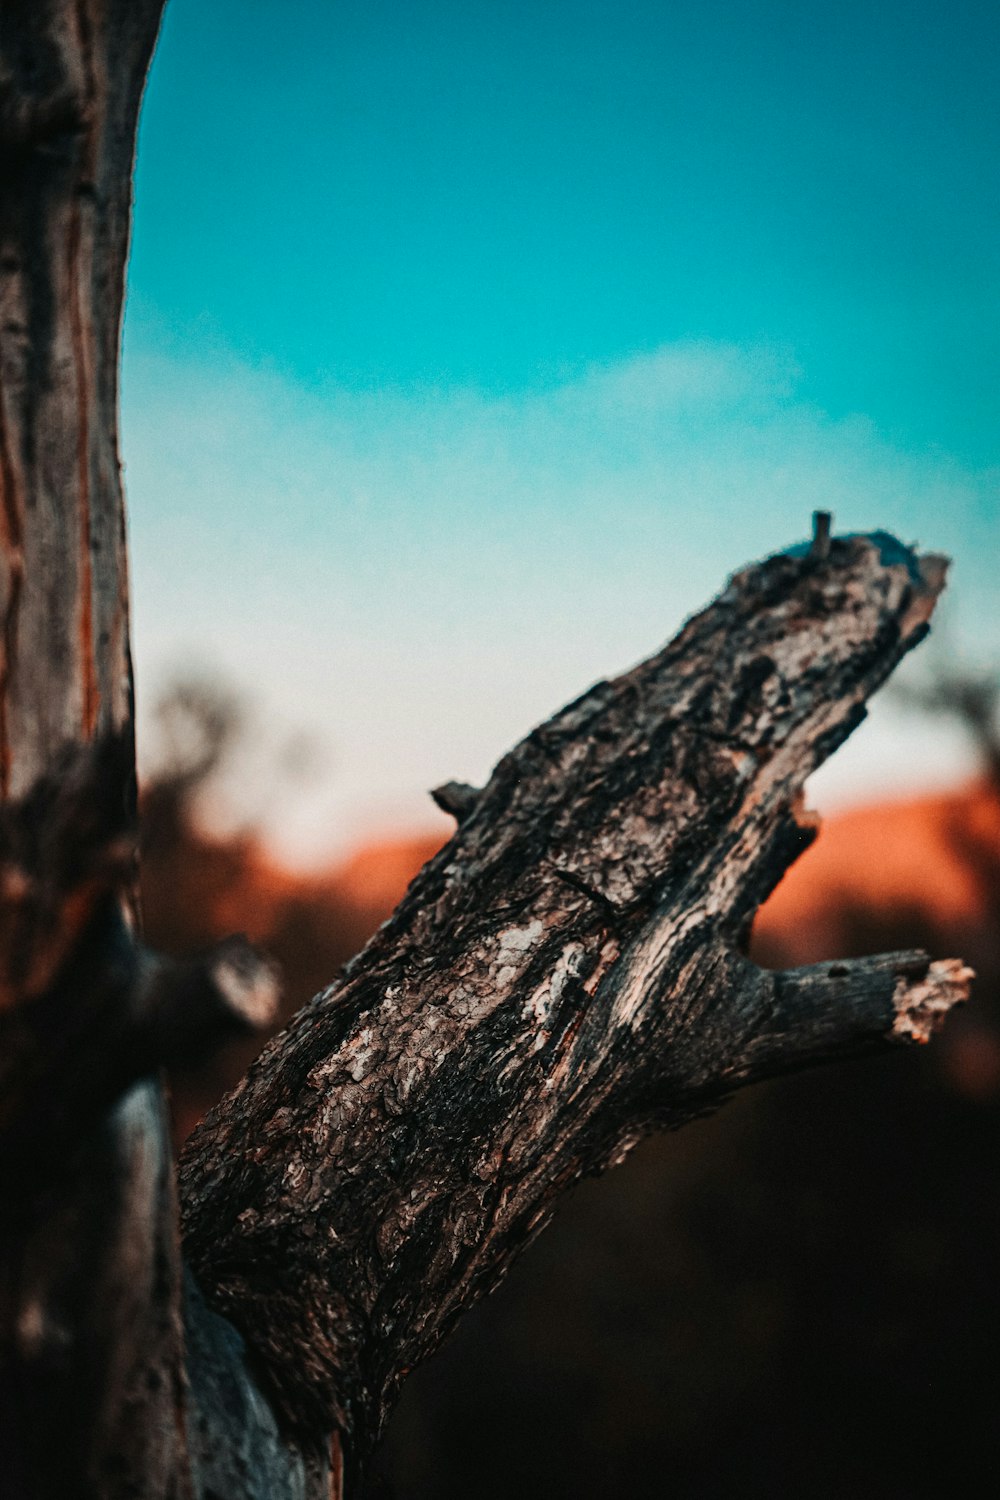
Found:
<box><xmin>176</xmin><ymin>530</ymin><xmax>972</xmax><ymax>1448</ymax></box>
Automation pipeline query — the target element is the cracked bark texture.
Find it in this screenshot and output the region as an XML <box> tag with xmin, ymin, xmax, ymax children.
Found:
<box><xmin>0</xmin><ymin>0</ymin><xmax>160</xmax><ymax>794</ymax></box>
<box><xmin>0</xmin><ymin>4</ymin><xmax>182</xmax><ymax>1496</ymax></box>
<box><xmin>180</xmin><ymin>532</ymin><xmax>972</xmax><ymax>1470</ymax></box>
<box><xmin>0</xmin><ymin>4</ymin><xmax>975</xmax><ymax>1497</ymax></box>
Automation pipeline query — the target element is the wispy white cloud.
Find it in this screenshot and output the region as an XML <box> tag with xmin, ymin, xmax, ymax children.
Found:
<box><xmin>122</xmin><ymin>338</ymin><xmax>998</xmax><ymax>861</ymax></box>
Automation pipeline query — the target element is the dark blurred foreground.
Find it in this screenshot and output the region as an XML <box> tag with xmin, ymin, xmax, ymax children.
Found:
<box><xmin>142</xmin><ymin>679</ymin><xmax>1000</xmax><ymax>1500</ymax></box>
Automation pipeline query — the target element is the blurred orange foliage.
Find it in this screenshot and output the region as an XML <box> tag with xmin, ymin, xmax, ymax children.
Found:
<box><xmin>146</xmin><ymin>769</ymin><xmax>1000</xmax><ymax>1141</ymax></box>
<box><xmin>755</xmin><ymin>779</ymin><xmax>1000</xmax><ymax>966</ymax></box>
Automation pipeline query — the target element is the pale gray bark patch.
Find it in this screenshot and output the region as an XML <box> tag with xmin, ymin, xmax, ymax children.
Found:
<box><xmin>184</xmin><ymin>1272</ymin><xmax>331</xmax><ymax>1500</ymax></box>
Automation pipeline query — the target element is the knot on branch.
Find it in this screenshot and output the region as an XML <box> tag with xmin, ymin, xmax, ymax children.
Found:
<box><xmin>431</xmin><ymin>780</ymin><xmax>481</xmax><ymax>822</ymax></box>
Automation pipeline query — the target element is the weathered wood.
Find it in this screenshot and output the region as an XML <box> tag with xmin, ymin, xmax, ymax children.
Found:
<box><xmin>0</xmin><ymin>6</ymin><xmax>311</xmax><ymax>1494</ymax></box>
<box><xmin>0</xmin><ymin>737</ymin><xmax>286</xmax><ymax>1497</ymax></box>
<box><xmin>0</xmin><ymin>7</ymin><xmax>975</xmax><ymax>1497</ymax></box>
<box><xmin>0</xmin><ymin>6</ymin><xmax>178</xmax><ymax>1496</ymax></box>
<box><xmin>180</xmin><ymin>533</ymin><xmax>972</xmax><ymax>1473</ymax></box>
<box><xmin>0</xmin><ymin>0</ymin><xmax>163</xmax><ymax>792</ymax></box>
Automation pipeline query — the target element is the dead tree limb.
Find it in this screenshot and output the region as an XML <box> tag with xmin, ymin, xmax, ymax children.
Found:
<box><xmin>0</xmin><ymin>5</ymin><xmax>974</xmax><ymax>1497</ymax></box>
<box><xmin>180</xmin><ymin>529</ymin><xmax>972</xmax><ymax>1474</ymax></box>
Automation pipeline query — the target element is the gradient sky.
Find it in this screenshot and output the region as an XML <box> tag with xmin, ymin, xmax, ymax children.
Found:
<box><xmin>122</xmin><ymin>0</ymin><xmax>999</xmax><ymax>860</ymax></box>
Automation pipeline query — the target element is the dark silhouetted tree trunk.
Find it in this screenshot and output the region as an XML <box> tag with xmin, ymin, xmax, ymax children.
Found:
<box><xmin>0</xmin><ymin>6</ymin><xmax>972</xmax><ymax>1498</ymax></box>
<box><xmin>0</xmin><ymin>2</ymin><xmax>179</xmax><ymax>1494</ymax></box>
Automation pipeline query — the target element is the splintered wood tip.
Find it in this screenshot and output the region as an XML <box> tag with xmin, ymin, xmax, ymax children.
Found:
<box><xmin>810</xmin><ymin>510</ymin><xmax>833</xmax><ymax>560</ymax></box>
<box><xmin>892</xmin><ymin>958</ymin><xmax>975</xmax><ymax>1044</ymax></box>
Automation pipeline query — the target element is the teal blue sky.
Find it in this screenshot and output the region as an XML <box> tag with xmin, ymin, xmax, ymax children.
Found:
<box><xmin>129</xmin><ymin>0</ymin><xmax>999</xmax><ymax>462</ymax></box>
<box><xmin>122</xmin><ymin>0</ymin><xmax>999</xmax><ymax>859</ymax></box>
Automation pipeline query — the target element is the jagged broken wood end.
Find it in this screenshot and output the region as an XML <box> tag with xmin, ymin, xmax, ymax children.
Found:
<box><xmin>892</xmin><ymin>957</ymin><xmax>975</xmax><ymax>1044</ymax></box>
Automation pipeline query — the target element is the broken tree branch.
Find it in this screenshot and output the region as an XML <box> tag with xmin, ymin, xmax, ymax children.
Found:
<box><xmin>180</xmin><ymin>532</ymin><xmax>971</xmax><ymax>1471</ymax></box>
<box><xmin>0</xmin><ymin>8</ymin><xmax>974</xmax><ymax>1497</ymax></box>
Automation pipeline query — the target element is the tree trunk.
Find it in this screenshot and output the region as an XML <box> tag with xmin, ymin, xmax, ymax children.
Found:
<box><xmin>0</xmin><ymin>3</ymin><xmax>180</xmax><ymax>1494</ymax></box>
<box><xmin>0</xmin><ymin>7</ymin><xmax>973</xmax><ymax>1498</ymax></box>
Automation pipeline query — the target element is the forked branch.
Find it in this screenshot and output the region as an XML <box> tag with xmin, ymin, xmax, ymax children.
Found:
<box><xmin>180</xmin><ymin>529</ymin><xmax>972</xmax><ymax>1462</ymax></box>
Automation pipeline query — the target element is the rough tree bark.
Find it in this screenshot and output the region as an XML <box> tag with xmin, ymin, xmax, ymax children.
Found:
<box><xmin>0</xmin><ymin>4</ymin><xmax>279</xmax><ymax>1495</ymax></box>
<box><xmin>0</xmin><ymin>3</ymin><xmax>175</xmax><ymax>1494</ymax></box>
<box><xmin>0</xmin><ymin>6</ymin><xmax>974</xmax><ymax>1499</ymax></box>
